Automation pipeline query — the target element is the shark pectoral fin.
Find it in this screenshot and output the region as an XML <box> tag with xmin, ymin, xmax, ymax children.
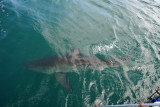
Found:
<box><xmin>54</xmin><ymin>72</ymin><xmax>73</xmax><ymax>93</ymax></box>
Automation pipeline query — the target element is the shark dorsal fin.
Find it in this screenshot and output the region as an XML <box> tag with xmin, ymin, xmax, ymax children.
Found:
<box><xmin>70</xmin><ymin>48</ymin><xmax>80</xmax><ymax>56</ymax></box>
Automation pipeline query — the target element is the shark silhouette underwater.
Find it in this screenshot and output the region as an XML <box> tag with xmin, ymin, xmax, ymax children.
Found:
<box><xmin>23</xmin><ymin>46</ymin><xmax>139</xmax><ymax>92</ymax></box>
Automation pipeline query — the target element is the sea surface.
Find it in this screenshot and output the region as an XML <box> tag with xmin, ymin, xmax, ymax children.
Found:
<box><xmin>0</xmin><ymin>0</ymin><xmax>160</xmax><ymax>106</ymax></box>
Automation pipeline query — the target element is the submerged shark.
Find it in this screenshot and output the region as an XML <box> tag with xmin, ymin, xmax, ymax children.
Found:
<box><xmin>23</xmin><ymin>46</ymin><xmax>139</xmax><ymax>92</ymax></box>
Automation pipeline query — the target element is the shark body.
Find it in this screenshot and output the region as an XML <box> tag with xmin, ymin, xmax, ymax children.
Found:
<box><xmin>24</xmin><ymin>46</ymin><xmax>138</xmax><ymax>92</ymax></box>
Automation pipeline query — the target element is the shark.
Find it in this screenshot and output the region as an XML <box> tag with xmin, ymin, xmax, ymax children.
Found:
<box><xmin>23</xmin><ymin>46</ymin><xmax>139</xmax><ymax>92</ymax></box>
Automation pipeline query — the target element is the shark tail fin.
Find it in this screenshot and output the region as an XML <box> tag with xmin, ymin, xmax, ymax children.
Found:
<box><xmin>120</xmin><ymin>45</ymin><xmax>139</xmax><ymax>62</ymax></box>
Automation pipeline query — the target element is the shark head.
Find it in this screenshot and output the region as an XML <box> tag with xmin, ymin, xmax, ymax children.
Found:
<box><xmin>24</xmin><ymin>55</ymin><xmax>73</xmax><ymax>72</ymax></box>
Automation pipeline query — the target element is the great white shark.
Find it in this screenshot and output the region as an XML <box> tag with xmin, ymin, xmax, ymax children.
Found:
<box><xmin>23</xmin><ymin>46</ymin><xmax>139</xmax><ymax>92</ymax></box>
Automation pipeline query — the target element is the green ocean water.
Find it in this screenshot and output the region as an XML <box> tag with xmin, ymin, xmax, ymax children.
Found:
<box><xmin>1</xmin><ymin>0</ymin><xmax>160</xmax><ymax>106</ymax></box>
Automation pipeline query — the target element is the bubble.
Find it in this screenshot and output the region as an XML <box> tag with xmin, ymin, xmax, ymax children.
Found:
<box><xmin>0</xmin><ymin>5</ymin><xmax>4</xmax><ymax>9</ymax></box>
<box><xmin>0</xmin><ymin>29</ymin><xmax>7</xmax><ymax>40</ymax></box>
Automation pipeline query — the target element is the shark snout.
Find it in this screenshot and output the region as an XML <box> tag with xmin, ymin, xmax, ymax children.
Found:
<box><xmin>22</xmin><ymin>62</ymin><xmax>35</xmax><ymax>69</ymax></box>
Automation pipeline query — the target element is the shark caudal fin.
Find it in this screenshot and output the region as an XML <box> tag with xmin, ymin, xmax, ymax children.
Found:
<box><xmin>54</xmin><ymin>72</ymin><xmax>73</xmax><ymax>93</ymax></box>
<box><xmin>120</xmin><ymin>45</ymin><xmax>139</xmax><ymax>62</ymax></box>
